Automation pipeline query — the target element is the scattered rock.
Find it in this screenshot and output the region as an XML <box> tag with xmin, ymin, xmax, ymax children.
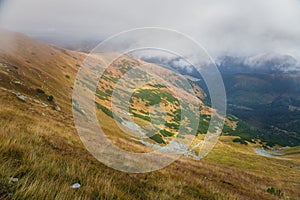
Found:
<box><xmin>54</xmin><ymin>105</ymin><xmax>61</xmax><ymax>111</ymax></box>
<box><xmin>14</xmin><ymin>92</ymin><xmax>27</xmax><ymax>101</ymax></box>
<box><xmin>10</xmin><ymin>90</ymin><xmax>49</xmax><ymax>107</ymax></box>
<box><xmin>71</xmin><ymin>183</ymin><xmax>81</xmax><ymax>189</ymax></box>
<box><xmin>204</xmin><ymin>177</ymin><xmax>213</xmax><ymax>181</ymax></box>
<box><xmin>13</xmin><ymin>80</ymin><xmax>23</xmax><ymax>85</ymax></box>
<box><xmin>3</xmin><ymin>88</ymin><xmax>51</xmax><ymax>109</ymax></box>
<box><xmin>9</xmin><ymin>177</ymin><xmax>18</xmax><ymax>183</ymax></box>
<box><xmin>72</xmin><ymin>101</ymin><xmax>88</xmax><ymax>118</ymax></box>
<box><xmin>42</xmin><ymin>113</ymin><xmax>46</xmax><ymax>117</ymax></box>
<box><xmin>33</xmin><ymin>99</ymin><xmax>40</xmax><ymax>104</ymax></box>
<box><xmin>41</xmin><ymin>103</ymin><xmax>48</xmax><ymax>107</ymax></box>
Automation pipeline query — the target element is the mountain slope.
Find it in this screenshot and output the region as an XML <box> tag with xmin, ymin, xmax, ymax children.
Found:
<box><xmin>222</xmin><ymin>73</ymin><xmax>300</xmax><ymax>146</ymax></box>
<box><xmin>0</xmin><ymin>30</ymin><xmax>299</xmax><ymax>200</ymax></box>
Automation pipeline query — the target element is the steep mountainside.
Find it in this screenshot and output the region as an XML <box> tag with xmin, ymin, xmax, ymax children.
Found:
<box><xmin>222</xmin><ymin>73</ymin><xmax>300</xmax><ymax>146</ymax></box>
<box><xmin>0</xmin><ymin>30</ymin><xmax>299</xmax><ymax>199</ymax></box>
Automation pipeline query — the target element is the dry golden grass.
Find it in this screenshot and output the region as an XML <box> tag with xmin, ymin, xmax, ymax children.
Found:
<box><xmin>0</xmin><ymin>30</ymin><xmax>299</xmax><ymax>200</ymax></box>
<box><xmin>0</xmin><ymin>89</ymin><xmax>299</xmax><ymax>200</ymax></box>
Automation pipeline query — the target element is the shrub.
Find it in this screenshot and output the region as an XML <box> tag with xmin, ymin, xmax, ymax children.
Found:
<box><xmin>267</xmin><ymin>187</ymin><xmax>283</xmax><ymax>197</ymax></box>
<box><xmin>147</xmin><ymin>134</ymin><xmax>165</xmax><ymax>144</ymax></box>
<box><xmin>95</xmin><ymin>102</ymin><xmax>121</xmax><ymax>122</ymax></box>
<box><xmin>160</xmin><ymin>129</ymin><xmax>174</xmax><ymax>137</ymax></box>
<box><xmin>36</xmin><ymin>88</ymin><xmax>45</xmax><ymax>94</ymax></box>
<box><xmin>233</xmin><ymin>138</ymin><xmax>248</xmax><ymax>145</ymax></box>
<box><xmin>47</xmin><ymin>95</ymin><xmax>54</xmax><ymax>102</ymax></box>
<box><xmin>131</xmin><ymin>112</ymin><xmax>151</xmax><ymax>122</ymax></box>
<box><xmin>165</xmin><ymin>122</ymin><xmax>180</xmax><ymax>130</ymax></box>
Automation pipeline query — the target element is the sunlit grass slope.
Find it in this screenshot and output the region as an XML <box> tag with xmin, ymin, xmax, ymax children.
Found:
<box><xmin>0</xmin><ymin>29</ymin><xmax>299</xmax><ymax>199</ymax></box>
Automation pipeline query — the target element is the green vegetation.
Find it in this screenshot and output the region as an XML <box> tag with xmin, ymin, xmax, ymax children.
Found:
<box><xmin>1</xmin><ymin>31</ymin><xmax>299</xmax><ymax>199</ymax></box>
<box><xmin>96</xmin><ymin>102</ymin><xmax>111</xmax><ymax>116</ymax></box>
<box><xmin>267</xmin><ymin>187</ymin><xmax>283</xmax><ymax>197</ymax></box>
<box><xmin>172</xmin><ymin>109</ymin><xmax>181</xmax><ymax>123</ymax></box>
<box><xmin>47</xmin><ymin>95</ymin><xmax>54</xmax><ymax>102</ymax></box>
<box><xmin>95</xmin><ymin>102</ymin><xmax>121</xmax><ymax>122</ymax></box>
<box><xmin>95</xmin><ymin>88</ymin><xmax>110</xmax><ymax>100</ymax></box>
<box><xmin>36</xmin><ymin>88</ymin><xmax>45</xmax><ymax>94</ymax></box>
<box><xmin>131</xmin><ymin>111</ymin><xmax>151</xmax><ymax>122</ymax></box>
<box><xmin>232</xmin><ymin>138</ymin><xmax>248</xmax><ymax>145</ymax></box>
<box><xmin>165</xmin><ymin>122</ymin><xmax>180</xmax><ymax>130</ymax></box>
<box><xmin>132</xmin><ymin>89</ymin><xmax>179</xmax><ymax>107</ymax></box>
<box><xmin>222</xmin><ymin>73</ymin><xmax>300</xmax><ymax>146</ymax></box>
<box><xmin>139</xmin><ymin>110</ymin><xmax>149</xmax><ymax>115</ymax></box>
<box><xmin>147</xmin><ymin>133</ymin><xmax>165</xmax><ymax>144</ymax></box>
<box><xmin>160</xmin><ymin>129</ymin><xmax>174</xmax><ymax>137</ymax></box>
<box><xmin>134</xmin><ymin>89</ymin><xmax>161</xmax><ymax>106</ymax></box>
<box><xmin>223</xmin><ymin>119</ymin><xmax>300</xmax><ymax>146</ymax></box>
<box><xmin>197</xmin><ymin>115</ymin><xmax>210</xmax><ymax>134</ymax></box>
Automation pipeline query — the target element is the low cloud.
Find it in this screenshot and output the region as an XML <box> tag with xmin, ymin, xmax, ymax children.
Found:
<box><xmin>1</xmin><ymin>0</ymin><xmax>300</xmax><ymax>64</ymax></box>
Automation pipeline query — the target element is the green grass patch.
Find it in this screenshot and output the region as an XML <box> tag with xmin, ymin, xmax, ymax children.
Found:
<box><xmin>160</xmin><ymin>129</ymin><xmax>174</xmax><ymax>137</ymax></box>
<box><xmin>147</xmin><ymin>134</ymin><xmax>166</xmax><ymax>144</ymax></box>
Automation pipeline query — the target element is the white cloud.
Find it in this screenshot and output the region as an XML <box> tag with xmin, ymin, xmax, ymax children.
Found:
<box><xmin>1</xmin><ymin>0</ymin><xmax>300</xmax><ymax>61</ymax></box>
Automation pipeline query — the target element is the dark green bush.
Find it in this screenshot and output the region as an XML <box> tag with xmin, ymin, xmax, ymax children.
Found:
<box><xmin>36</xmin><ymin>88</ymin><xmax>45</xmax><ymax>94</ymax></box>
<box><xmin>233</xmin><ymin>138</ymin><xmax>248</xmax><ymax>145</ymax></box>
<box><xmin>47</xmin><ymin>95</ymin><xmax>54</xmax><ymax>102</ymax></box>
<box><xmin>147</xmin><ymin>134</ymin><xmax>165</xmax><ymax>144</ymax></box>
<box><xmin>160</xmin><ymin>129</ymin><xmax>174</xmax><ymax>137</ymax></box>
<box><xmin>267</xmin><ymin>187</ymin><xmax>283</xmax><ymax>197</ymax></box>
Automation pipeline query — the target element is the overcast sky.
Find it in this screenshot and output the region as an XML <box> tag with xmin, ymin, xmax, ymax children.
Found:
<box><xmin>1</xmin><ymin>0</ymin><xmax>300</xmax><ymax>60</ymax></box>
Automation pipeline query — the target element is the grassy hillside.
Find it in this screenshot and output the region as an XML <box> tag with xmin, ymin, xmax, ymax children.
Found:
<box><xmin>0</xmin><ymin>30</ymin><xmax>299</xmax><ymax>199</ymax></box>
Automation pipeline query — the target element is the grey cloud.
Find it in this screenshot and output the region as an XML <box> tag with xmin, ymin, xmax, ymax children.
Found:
<box><xmin>1</xmin><ymin>0</ymin><xmax>300</xmax><ymax>62</ymax></box>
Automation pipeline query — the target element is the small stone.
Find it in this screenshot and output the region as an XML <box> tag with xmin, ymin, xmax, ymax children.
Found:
<box><xmin>9</xmin><ymin>177</ymin><xmax>18</xmax><ymax>183</ymax></box>
<box><xmin>13</xmin><ymin>81</ymin><xmax>22</xmax><ymax>85</ymax></box>
<box><xmin>71</xmin><ymin>183</ymin><xmax>81</xmax><ymax>189</ymax></box>
<box><xmin>15</xmin><ymin>93</ymin><xmax>26</xmax><ymax>101</ymax></box>
<box><xmin>41</xmin><ymin>103</ymin><xmax>48</xmax><ymax>107</ymax></box>
<box><xmin>54</xmin><ymin>105</ymin><xmax>61</xmax><ymax>111</ymax></box>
